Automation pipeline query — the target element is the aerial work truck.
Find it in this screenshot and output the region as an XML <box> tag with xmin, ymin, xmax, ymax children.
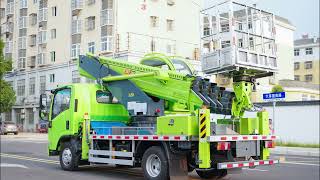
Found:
<box><xmin>40</xmin><ymin>1</ymin><xmax>280</xmax><ymax>179</ymax></box>
<box><xmin>39</xmin><ymin>52</ymin><xmax>278</xmax><ymax>180</ymax></box>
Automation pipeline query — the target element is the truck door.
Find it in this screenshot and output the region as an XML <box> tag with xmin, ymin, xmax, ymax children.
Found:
<box><xmin>48</xmin><ymin>88</ymin><xmax>72</xmax><ymax>151</ymax></box>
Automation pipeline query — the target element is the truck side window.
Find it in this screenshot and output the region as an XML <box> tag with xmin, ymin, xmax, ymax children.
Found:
<box><xmin>52</xmin><ymin>89</ymin><xmax>71</xmax><ymax>119</ymax></box>
<box><xmin>96</xmin><ymin>90</ymin><xmax>119</xmax><ymax>104</ymax></box>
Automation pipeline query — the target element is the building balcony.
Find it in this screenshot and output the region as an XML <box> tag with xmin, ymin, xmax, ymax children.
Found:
<box><xmin>5</xmin><ymin>2</ymin><xmax>14</xmax><ymax>16</ymax></box>
<box><xmin>100</xmin><ymin>9</ymin><xmax>113</xmax><ymax>26</ymax></box>
<box><xmin>5</xmin><ymin>41</ymin><xmax>13</xmax><ymax>53</ymax></box>
<box><xmin>1</xmin><ymin>22</ymin><xmax>14</xmax><ymax>34</ymax></box>
<box><xmin>27</xmin><ymin>56</ymin><xmax>36</xmax><ymax>68</ymax></box>
<box><xmin>38</xmin><ymin>31</ymin><xmax>47</xmax><ymax>45</ymax></box>
<box><xmin>71</xmin><ymin>20</ymin><xmax>82</xmax><ymax>35</ymax></box>
<box><xmin>29</xmin><ymin>35</ymin><xmax>37</xmax><ymax>47</ymax></box>
<box><xmin>37</xmin><ymin>53</ymin><xmax>46</xmax><ymax>66</ymax></box>
<box><xmin>71</xmin><ymin>0</ymin><xmax>83</xmax><ymax>15</ymax></box>
<box><xmin>38</xmin><ymin>8</ymin><xmax>48</xmax><ymax>23</ymax></box>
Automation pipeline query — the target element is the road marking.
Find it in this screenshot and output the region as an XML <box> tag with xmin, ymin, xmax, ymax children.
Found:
<box><xmin>0</xmin><ymin>153</ymin><xmax>143</xmax><ymax>177</ymax></box>
<box><xmin>0</xmin><ymin>163</ymin><xmax>29</xmax><ymax>169</ymax></box>
<box><xmin>282</xmin><ymin>161</ymin><xmax>320</xmax><ymax>167</ymax></box>
<box><xmin>243</xmin><ymin>168</ymin><xmax>269</xmax><ymax>172</ymax></box>
<box><xmin>0</xmin><ymin>153</ymin><xmax>59</xmax><ymax>164</ymax></box>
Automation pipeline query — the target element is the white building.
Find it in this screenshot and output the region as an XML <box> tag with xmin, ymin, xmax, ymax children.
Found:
<box><xmin>0</xmin><ymin>0</ymin><xmax>202</xmax><ymax>131</ymax></box>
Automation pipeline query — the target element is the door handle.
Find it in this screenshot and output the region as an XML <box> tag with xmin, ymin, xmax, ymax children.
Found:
<box><xmin>66</xmin><ymin>120</ymin><xmax>69</xmax><ymax>130</ymax></box>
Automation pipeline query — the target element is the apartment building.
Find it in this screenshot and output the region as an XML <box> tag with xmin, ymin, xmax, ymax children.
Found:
<box><xmin>0</xmin><ymin>0</ymin><xmax>201</xmax><ymax>131</ymax></box>
<box><xmin>293</xmin><ymin>35</ymin><xmax>319</xmax><ymax>85</ymax></box>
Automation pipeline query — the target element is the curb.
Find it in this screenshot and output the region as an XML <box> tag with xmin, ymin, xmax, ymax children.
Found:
<box><xmin>271</xmin><ymin>147</ymin><xmax>320</xmax><ymax>157</ymax></box>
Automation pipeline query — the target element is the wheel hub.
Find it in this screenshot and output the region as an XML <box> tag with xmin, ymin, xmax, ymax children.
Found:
<box><xmin>146</xmin><ymin>154</ymin><xmax>161</xmax><ymax>177</ymax></box>
<box><xmin>62</xmin><ymin>148</ymin><xmax>72</xmax><ymax>166</ymax></box>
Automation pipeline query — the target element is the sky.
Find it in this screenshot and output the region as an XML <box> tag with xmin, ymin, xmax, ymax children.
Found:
<box><xmin>255</xmin><ymin>0</ymin><xmax>319</xmax><ymax>39</ymax></box>
<box><xmin>203</xmin><ymin>0</ymin><xmax>320</xmax><ymax>39</ymax></box>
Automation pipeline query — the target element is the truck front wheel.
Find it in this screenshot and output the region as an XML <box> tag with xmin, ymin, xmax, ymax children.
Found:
<box><xmin>142</xmin><ymin>146</ymin><xmax>169</xmax><ymax>180</ymax></box>
<box><xmin>59</xmin><ymin>142</ymin><xmax>80</xmax><ymax>171</ymax></box>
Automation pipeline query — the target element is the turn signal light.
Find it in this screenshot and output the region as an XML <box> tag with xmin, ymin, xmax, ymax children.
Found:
<box><xmin>217</xmin><ymin>142</ymin><xmax>231</xmax><ymax>151</ymax></box>
<box><xmin>265</xmin><ymin>141</ymin><xmax>276</xmax><ymax>148</ymax></box>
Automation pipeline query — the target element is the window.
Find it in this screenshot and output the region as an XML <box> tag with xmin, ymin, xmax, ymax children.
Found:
<box><xmin>20</xmin><ymin>0</ymin><xmax>28</xmax><ymax>8</ymax></box>
<box><xmin>150</xmin><ymin>16</ymin><xmax>159</xmax><ymax>27</ymax></box>
<box><xmin>294</xmin><ymin>75</ymin><xmax>300</xmax><ymax>81</ymax></box>
<box><xmin>72</xmin><ymin>70</ymin><xmax>80</xmax><ymax>83</ymax></box>
<box><xmin>18</xmin><ymin>57</ymin><xmax>26</xmax><ymax>69</ymax></box>
<box><xmin>52</xmin><ymin>6</ymin><xmax>57</xmax><ymax>16</ymax></box>
<box><xmin>33</xmin><ymin>0</ymin><xmax>38</xmax><ymax>4</ymax></box>
<box><xmin>40</xmin><ymin>76</ymin><xmax>46</xmax><ymax>94</ymax></box>
<box><xmin>51</xmin><ymin>29</ymin><xmax>56</xmax><ymax>39</ymax></box>
<box><xmin>151</xmin><ymin>40</ymin><xmax>156</xmax><ymax>51</ymax></box>
<box><xmin>221</xmin><ymin>41</ymin><xmax>230</xmax><ymax>48</ymax></box>
<box><xmin>52</xmin><ymin>89</ymin><xmax>71</xmax><ymax>119</ymax></box>
<box><xmin>294</xmin><ymin>49</ymin><xmax>300</xmax><ymax>56</ymax></box>
<box><xmin>0</xmin><ymin>8</ymin><xmax>5</xmax><ymax>19</ymax></box>
<box><xmin>167</xmin><ymin>19</ymin><xmax>174</xmax><ymax>31</ymax></box>
<box><xmin>305</xmin><ymin>74</ymin><xmax>313</xmax><ymax>82</ymax></box>
<box><xmin>310</xmin><ymin>96</ymin><xmax>316</xmax><ymax>100</ymax></box>
<box><xmin>87</xmin><ymin>0</ymin><xmax>95</xmax><ymax>5</ymax></box>
<box><xmin>71</xmin><ymin>44</ymin><xmax>80</xmax><ymax>59</ymax></box>
<box><xmin>238</xmin><ymin>23</ymin><xmax>243</xmax><ymax>31</ymax></box>
<box><xmin>17</xmin><ymin>79</ymin><xmax>25</xmax><ymax>96</ymax></box>
<box><xmin>28</xmin><ymin>109</ymin><xmax>34</xmax><ymax>124</ymax></box>
<box><xmin>248</xmin><ymin>22</ymin><xmax>252</xmax><ymax>29</ymax></box>
<box><xmin>86</xmin><ymin>16</ymin><xmax>95</xmax><ymax>31</ymax></box>
<box><xmin>305</xmin><ymin>48</ymin><xmax>313</xmax><ymax>55</ymax></box>
<box><xmin>49</xmin><ymin>74</ymin><xmax>55</xmax><ymax>83</ymax></box>
<box><xmin>166</xmin><ymin>44</ymin><xmax>173</xmax><ymax>54</ymax></box>
<box><xmin>96</xmin><ymin>90</ymin><xmax>118</xmax><ymax>104</ymax></box>
<box><xmin>30</xmin><ymin>35</ymin><xmax>37</xmax><ymax>46</ymax></box>
<box><xmin>29</xmin><ymin>77</ymin><xmax>35</xmax><ymax>95</ymax></box>
<box><xmin>50</xmin><ymin>51</ymin><xmax>56</xmax><ymax>62</ymax></box>
<box><xmin>203</xmin><ymin>27</ymin><xmax>210</xmax><ymax>36</ymax></box>
<box><xmin>167</xmin><ymin>0</ymin><xmax>175</xmax><ymax>6</ymax></box>
<box><xmin>302</xmin><ymin>94</ymin><xmax>308</xmax><ymax>101</ymax></box>
<box><xmin>101</xmin><ymin>36</ymin><xmax>112</xmax><ymax>51</ymax></box>
<box><xmin>305</xmin><ymin>61</ymin><xmax>312</xmax><ymax>69</ymax></box>
<box><xmin>294</xmin><ymin>62</ymin><xmax>300</xmax><ymax>70</ymax></box>
<box><xmin>221</xmin><ymin>24</ymin><xmax>229</xmax><ymax>32</ymax></box>
<box><xmin>249</xmin><ymin>37</ymin><xmax>254</xmax><ymax>49</ymax></box>
<box><xmin>88</xmin><ymin>42</ymin><xmax>95</xmax><ymax>54</ymax></box>
<box><xmin>238</xmin><ymin>39</ymin><xmax>243</xmax><ymax>48</ymax></box>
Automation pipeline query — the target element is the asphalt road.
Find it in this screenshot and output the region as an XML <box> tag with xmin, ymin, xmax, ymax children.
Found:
<box><xmin>0</xmin><ymin>134</ymin><xmax>319</xmax><ymax>180</ymax></box>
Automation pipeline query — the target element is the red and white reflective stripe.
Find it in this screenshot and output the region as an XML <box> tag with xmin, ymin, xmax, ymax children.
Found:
<box><xmin>208</xmin><ymin>135</ymin><xmax>277</xmax><ymax>142</ymax></box>
<box><xmin>218</xmin><ymin>160</ymin><xmax>279</xmax><ymax>169</ymax></box>
<box><xmin>91</xmin><ymin>135</ymin><xmax>189</xmax><ymax>141</ymax></box>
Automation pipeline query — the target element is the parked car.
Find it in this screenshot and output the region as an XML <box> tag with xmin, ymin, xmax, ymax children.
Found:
<box><xmin>0</xmin><ymin>121</ymin><xmax>18</xmax><ymax>135</ymax></box>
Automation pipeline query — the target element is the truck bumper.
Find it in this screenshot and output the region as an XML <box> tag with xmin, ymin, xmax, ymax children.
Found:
<box><xmin>217</xmin><ymin>159</ymin><xmax>279</xmax><ymax>169</ymax></box>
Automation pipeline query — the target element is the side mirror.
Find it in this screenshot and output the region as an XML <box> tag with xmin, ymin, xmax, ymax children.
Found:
<box><xmin>39</xmin><ymin>94</ymin><xmax>48</xmax><ymax>121</ymax></box>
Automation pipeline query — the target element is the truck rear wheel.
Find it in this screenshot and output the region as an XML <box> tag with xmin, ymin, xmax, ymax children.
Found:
<box><xmin>59</xmin><ymin>142</ymin><xmax>80</xmax><ymax>171</ymax></box>
<box><xmin>196</xmin><ymin>169</ymin><xmax>227</xmax><ymax>179</ymax></box>
<box><xmin>142</xmin><ymin>146</ymin><xmax>169</xmax><ymax>180</ymax></box>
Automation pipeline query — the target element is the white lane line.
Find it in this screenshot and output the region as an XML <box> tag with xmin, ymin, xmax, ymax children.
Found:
<box><xmin>243</xmin><ymin>168</ymin><xmax>269</xmax><ymax>172</ymax></box>
<box><xmin>282</xmin><ymin>161</ymin><xmax>320</xmax><ymax>166</ymax></box>
<box><xmin>0</xmin><ymin>163</ymin><xmax>29</xmax><ymax>169</ymax></box>
<box><xmin>273</xmin><ymin>156</ymin><xmax>320</xmax><ymax>160</ymax></box>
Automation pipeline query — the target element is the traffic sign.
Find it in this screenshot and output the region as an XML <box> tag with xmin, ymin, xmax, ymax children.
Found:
<box><xmin>263</xmin><ymin>92</ymin><xmax>285</xmax><ymax>101</ymax></box>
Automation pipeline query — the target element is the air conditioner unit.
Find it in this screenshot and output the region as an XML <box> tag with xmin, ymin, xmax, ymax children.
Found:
<box><xmin>167</xmin><ymin>0</ymin><xmax>175</xmax><ymax>6</ymax></box>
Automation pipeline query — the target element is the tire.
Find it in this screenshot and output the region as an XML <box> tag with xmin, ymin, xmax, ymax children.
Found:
<box><xmin>142</xmin><ymin>146</ymin><xmax>169</xmax><ymax>180</ymax></box>
<box><xmin>59</xmin><ymin>142</ymin><xmax>81</xmax><ymax>171</ymax></box>
<box><xmin>196</xmin><ymin>169</ymin><xmax>227</xmax><ymax>179</ymax></box>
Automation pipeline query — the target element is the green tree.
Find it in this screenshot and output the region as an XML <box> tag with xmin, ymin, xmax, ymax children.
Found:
<box><xmin>0</xmin><ymin>39</ymin><xmax>15</xmax><ymax>113</ymax></box>
<box><xmin>271</xmin><ymin>84</ymin><xmax>284</xmax><ymax>93</ymax></box>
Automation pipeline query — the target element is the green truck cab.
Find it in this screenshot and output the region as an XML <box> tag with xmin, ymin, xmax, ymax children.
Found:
<box><xmin>42</xmin><ymin>84</ymin><xmax>129</xmax><ymax>156</ymax></box>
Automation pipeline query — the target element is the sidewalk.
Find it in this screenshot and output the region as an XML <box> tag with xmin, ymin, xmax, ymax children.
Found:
<box><xmin>0</xmin><ymin>132</ymin><xmax>47</xmax><ymax>141</ymax></box>
<box><xmin>271</xmin><ymin>146</ymin><xmax>320</xmax><ymax>157</ymax></box>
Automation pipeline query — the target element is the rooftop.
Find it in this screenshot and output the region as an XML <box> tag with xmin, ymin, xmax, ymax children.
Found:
<box><xmin>294</xmin><ymin>36</ymin><xmax>320</xmax><ymax>46</ymax></box>
<box><xmin>279</xmin><ymin>79</ymin><xmax>320</xmax><ymax>91</ymax></box>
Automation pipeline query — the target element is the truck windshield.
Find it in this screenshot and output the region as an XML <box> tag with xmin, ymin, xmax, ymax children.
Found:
<box><xmin>171</xmin><ymin>59</ymin><xmax>192</xmax><ymax>75</ymax></box>
<box><xmin>52</xmin><ymin>88</ymin><xmax>71</xmax><ymax>119</ymax></box>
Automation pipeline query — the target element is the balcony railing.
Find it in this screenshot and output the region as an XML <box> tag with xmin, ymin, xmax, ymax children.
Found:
<box><xmin>37</xmin><ymin>53</ymin><xmax>46</xmax><ymax>66</ymax></box>
<box><xmin>100</xmin><ymin>9</ymin><xmax>113</xmax><ymax>26</ymax></box>
<box><xmin>38</xmin><ymin>8</ymin><xmax>48</xmax><ymax>22</ymax></box>
<box><xmin>19</xmin><ymin>16</ymin><xmax>28</xmax><ymax>29</ymax></box>
<box><xmin>5</xmin><ymin>2</ymin><xmax>14</xmax><ymax>16</ymax></box>
<box><xmin>71</xmin><ymin>0</ymin><xmax>83</xmax><ymax>12</ymax></box>
<box><xmin>38</xmin><ymin>31</ymin><xmax>47</xmax><ymax>44</ymax></box>
<box><xmin>1</xmin><ymin>22</ymin><xmax>14</xmax><ymax>34</ymax></box>
<box><xmin>5</xmin><ymin>41</ymin><xmax>13</xmax><ymax>53</ymax></box>
<box><xmin>71</xmin><ymin>20</ymin><xmax>82</xmax><ymax>34</ymax></box>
